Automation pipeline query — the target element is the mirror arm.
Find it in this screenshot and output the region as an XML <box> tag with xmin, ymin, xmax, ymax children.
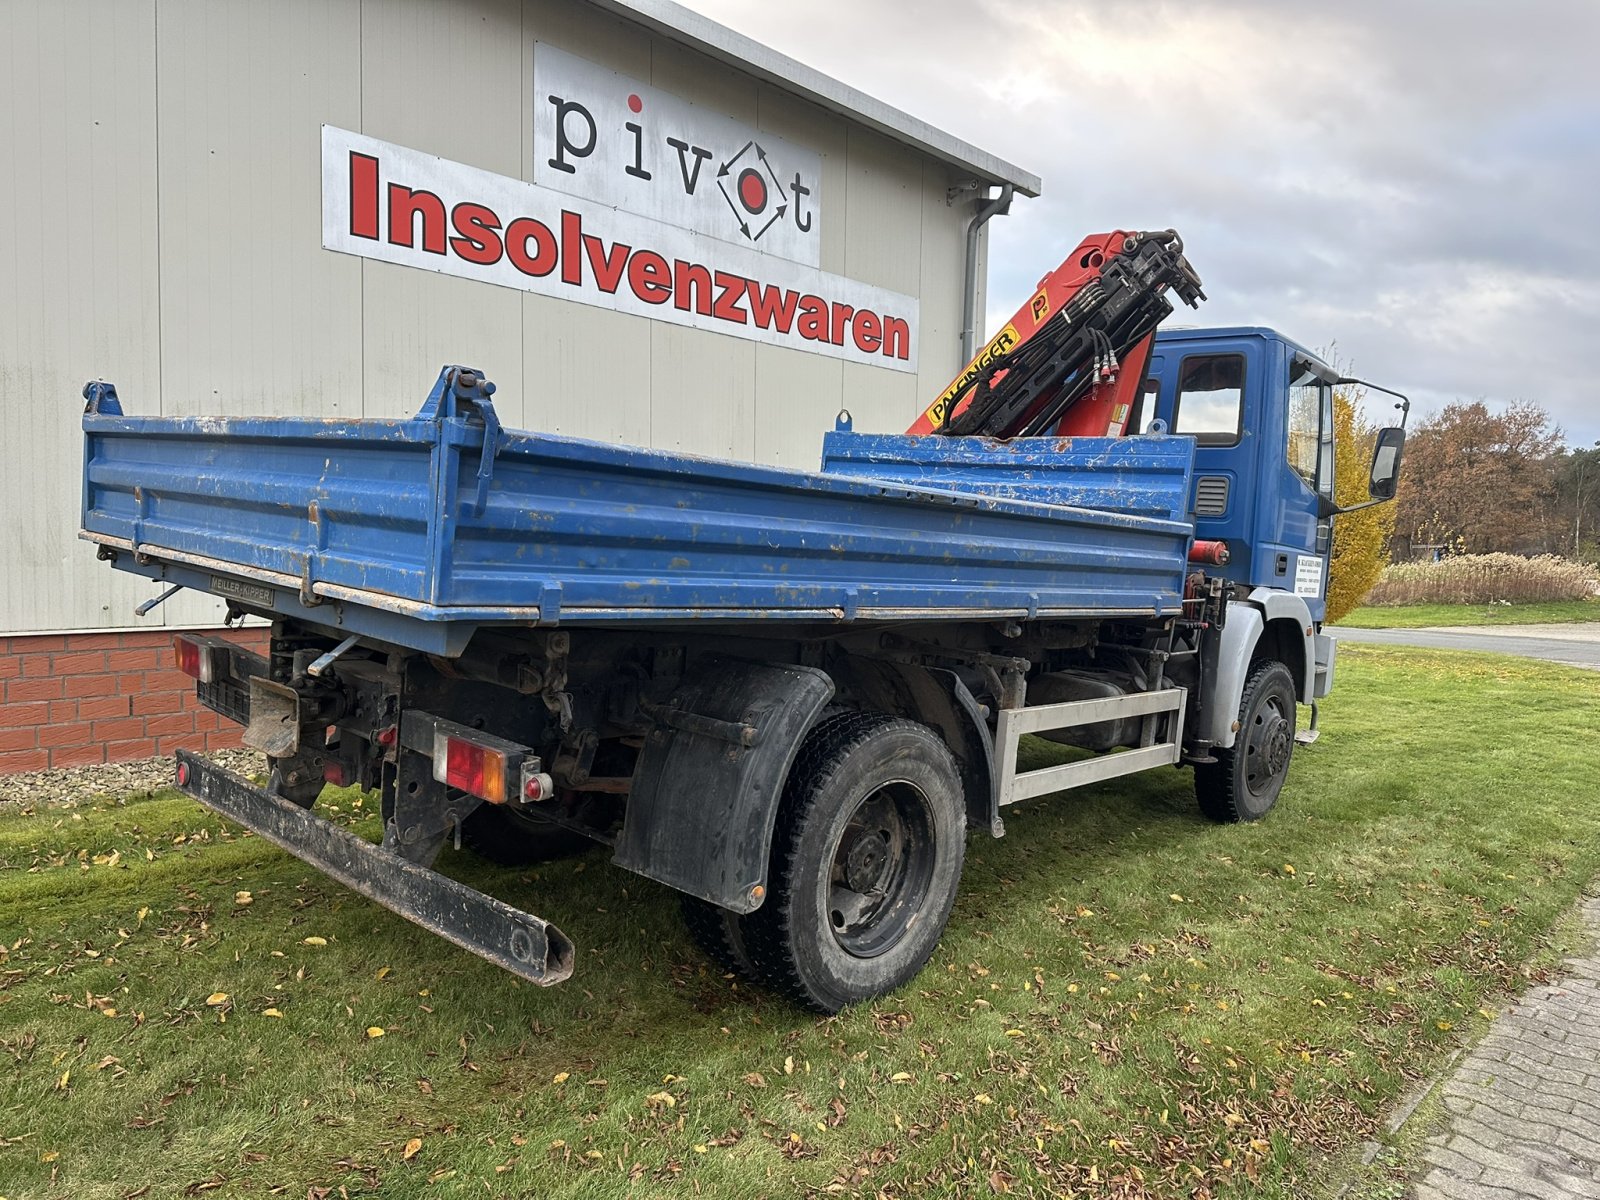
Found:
<box><xmin>1326</xmin><ymin>496</ymin><xmax>1393</xmax><ymax>518</ymax></box>
<box><xmin>1337</xmin><ymin>377</ymin><xmax>1412</xmax><ymax>430</ymax></box>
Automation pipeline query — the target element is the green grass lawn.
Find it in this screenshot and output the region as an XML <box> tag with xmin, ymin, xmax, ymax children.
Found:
<box><xmin>1338</xmin><ymin>597</ymin><xmax>1600</xmax><ymax>628</ymax></box>
<box><xmin>3</xmin><ymin>646</ymin><xmax>1599</xmax><ymax>1200</ymax></box>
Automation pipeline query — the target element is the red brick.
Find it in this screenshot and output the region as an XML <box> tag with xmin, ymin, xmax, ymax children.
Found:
<box><xmin>64</xmin><ymin>674</ymin><xmax>117</xmax><ymax>698</ymax></box>
<box><xmin>105</xmin><ymin>737</ymin><xmax>159</xmax><ymax>762</ymax></box>
<box><xmin>0</xmin><ymin>749</ymin><xmax>49</xmax><ymax>773</ymax></box>
<box><xmin>206</xmin><ymin>729</ymin><xmax>247</xmax><ymax>750</ymax></box>
<box><xmin>50</xmin><ymin>744</ymin><xmax>106</xmax><ymax>768</ymax></box>
<box><xmin>20</xmin><ymin>654</ymin><xmax>53</xmax><ymax>677</ymax></box>
<box><xmin>0</xmin><ymin>657</ymin><xmax>18</xmax><ymax>680</ymax></box>
<box><xmin>144</xmin><ymin>713</ymin><xmax>195</xmax><ymax>737</ymax></box>
<box><xmin>67</xmin><ymin>633</ymin><xmax>125</xmax><ymax>651</ymax></box>
<box><xmin>130</xmin><ymin>692</ymin><xmax>182</xmax><ymax>716</ymax></box>
<box><xmin>53</xmin><ymin>651</ymin><xmax>108</xmax><ymax>675</ymax></box>
<box><xmin>12</xmin><ymin>635</ymin><xmax>66</xmax><ymax>652</ymax></box>
<box><xmin>39</xmin><ymin>722</ymin><xmax>95</xmax><ymax>749</ymax></box>
<box><xmin>49</xmin><ymin>701</ymin><xmax>78</xmax><ymax>722</ymax></box>
<box><xmin>92</xmin><ymin>717</ymin><xmax>147</xmax><ymax>743</ymax></box>
<box><xmin>143</xmin><ymin>667</ymin><xmax>194</xmax><ymax>692</ymax></box>
<box><xmin>0</xmin><ymin>702</ymin><xmax>48</xmax><ymax>728</ymax></box>
<box><xmin>0</xmin><ymin>728</ymin><xmax>37</xmax><ymax>753</ymax></box>
<box><xmin>192</xmin><ymin>708</ymin><xmax>221</xmax><ymax>732</ymax></box>
<box><xmin>5</xmin><ymin>677</ymin><xmax>63</xmax><ymax>703</ymax></box>
<box><xmin>156</xmin><ymin>734</ymin><xmax>205</xmax><ymax>755</ymax></box>
<box><xmin>116</xmin><ymin>672</ymin><xmax>149</xmax><ymax>694</ymax></box>
<box><xmin>106</xmin><ymin>648</ymin><xmax>161</xmax><ymax>671</ymax></box>
<box><xmin>78</xmin><ymin>695</ymin><xmax>133</xmax><ymax>721</ymax></box>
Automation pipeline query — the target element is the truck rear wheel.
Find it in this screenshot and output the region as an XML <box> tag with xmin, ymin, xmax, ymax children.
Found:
<box><xmin>457</xmin><ymin>802</ymin><xmax>600</xmax><ymax>866</ymax></box>
<box><xmin>741</xmin><ymin>712</ymin><xmax>966</xmax><ymax>1013</ymax></box>
<box><xmin>680</xmin><ymin>895</ymin><xmax>759</xmax><ymax>981</ymax></box>
<box><xmin>1195</xmin><ymin>659</ymin><xmax>1296</xmax><ymax>823</ymax></box>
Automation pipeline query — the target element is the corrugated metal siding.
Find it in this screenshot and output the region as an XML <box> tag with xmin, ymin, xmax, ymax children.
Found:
<box><xmin>0</xmin><ymin>0</ymin><xmax>982</xmax><ymax>635</ymax></box>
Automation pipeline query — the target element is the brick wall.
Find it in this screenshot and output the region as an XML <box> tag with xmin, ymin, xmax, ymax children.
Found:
<box><xmin>0</xmin><ymin>628</ymin><xmax>270</xmax><ymax>774</ymax></box>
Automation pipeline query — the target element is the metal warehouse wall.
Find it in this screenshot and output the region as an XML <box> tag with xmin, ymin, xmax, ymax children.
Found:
<box><xmin>0</xmin><ymin>0</ymin><xmax>987</xmax><ymax>638</ymax></box>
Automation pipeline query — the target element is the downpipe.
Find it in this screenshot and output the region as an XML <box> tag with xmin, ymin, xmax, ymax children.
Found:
<box><xmin>959</xmin><ymin>183</ymin><xmax>1015</xmax><ymax>363</ymax></box>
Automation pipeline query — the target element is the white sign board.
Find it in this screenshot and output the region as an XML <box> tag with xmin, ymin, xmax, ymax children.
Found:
<box><xmin>534</xmin><ymin>43</ymin><xmax>823</xmax><ymax>267</ymax></box>
<box><xmin>321</xmin><ymin>126</ymin><xmax>917</xmax><ymax>372</ymax></box>
<box><xmin>1294</xmin><ymin>554</ymin><xmax>1325</xmax><ymax>599</ymax></box>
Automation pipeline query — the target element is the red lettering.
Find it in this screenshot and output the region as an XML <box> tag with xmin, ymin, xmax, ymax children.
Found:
<box><xmin>851</xmin><ymin>309</ymin><xmax>882</xmax><ymax>353</ymax></box>
<box><xmin>505</xmin><ymin>217</ymin><xmax>558</xmax><ymax>277</ymax></box>
<box><xmin>627</xmin><ymin>250</ymin><xmax>671</xmax><ymax>304</ymax></box>
<box><xmin>449</xmin><ymin>202</ymin><xmax>502</xmax><ymax>266</ymax></box>
<box><xmin>712</xmin><ymin>272</ymin><xmax>748</xmax><ymax>323</ymax></box>
<box><xmin>829</xmin><ymin>301</ymin><xmax>855</xmax><ymax>346</ymax></box>
<box><xmin>349</xmin><ymin>152</ymin><xmax>379</xmax><ymax>240</ymax></box>
<box><xmin>797</xmin><ymin>295</ymin><xmax>828</xmax><ymax>342</ymax></box>
<box><xmin>387</xmin><ymin>184</ymin><xmax>447</xmax><ymax>255</ymax></box>
<box><xmin>673</xmin><ymin>260</ymin><xmax>713</xmax><ymax>314</ymax></box>
<box><xmin>882</xmin><ymin>315</ymin><xmax>911</xmax><ymax>360</ymax></box>
<box><xmin>747</xmin><ymin>283</ymin><xmax>799</xmax><ymax>333</ymax></box>
<box><xmin>582</xmin><ymin>234</ymin><xmax>631</xmax><ymax>294</ymax></box>
<box><xmin>560</xmin><ymin>211</ymin><xmax>583</xmax><ymax>286</ymax></box>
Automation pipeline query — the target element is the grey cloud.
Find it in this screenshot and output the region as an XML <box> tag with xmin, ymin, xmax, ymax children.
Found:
<box><xmin>683</xmin><ymin>0</ymin><xmax>1600</xmax><ymax>442</ymax></box>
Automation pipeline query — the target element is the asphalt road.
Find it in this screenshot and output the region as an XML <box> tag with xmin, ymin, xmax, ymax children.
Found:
<box><xmin>1330</xmin><ymin>622</ymin><xmax>1600</xmax><ymax>671</ymax></box>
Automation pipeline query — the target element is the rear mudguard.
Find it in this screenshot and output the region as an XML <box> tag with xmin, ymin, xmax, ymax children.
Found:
<box><xmin>611</xmin><ymin>658</ymin><xmax>834</xmax><ymax>914</ymax></box>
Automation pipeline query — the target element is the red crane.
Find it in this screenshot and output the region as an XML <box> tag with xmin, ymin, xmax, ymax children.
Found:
<box><xmin>907</xmin><ymin>229</ymin><xmax>1204</xmax><ymax>439</ymax></box>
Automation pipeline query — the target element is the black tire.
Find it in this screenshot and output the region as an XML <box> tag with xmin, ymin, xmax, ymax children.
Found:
<box><xmin>457</xmin><ymin>803</ymin><xmax>597</xmax><ymax>866</ymax></box>
<box><xmin>681</xmin><ymin>895</ymin><xmax>760</xmax><ymax>981</ymax></box>
<box><xmin>741</xmin><ymin>711</ymin><xmax>967</xmax><ymax>1013</ymax></box>
<box><xmin>1195</xmin><ymin>659</ymin><xmax>1297</xmax><ymax>823</ymax></box>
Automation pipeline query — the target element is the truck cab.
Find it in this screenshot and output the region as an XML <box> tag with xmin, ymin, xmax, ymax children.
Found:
<box><xmin>1143</xmin><ymin>327</ymin><xmax>1337</xmax><ymax>622</ymax></box>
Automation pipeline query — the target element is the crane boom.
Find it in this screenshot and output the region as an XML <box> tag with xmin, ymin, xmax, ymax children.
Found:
<box><xmin>908</xmin><ymin>229</ymin><xmax>1204</xmax><ymax>439</ymax></box>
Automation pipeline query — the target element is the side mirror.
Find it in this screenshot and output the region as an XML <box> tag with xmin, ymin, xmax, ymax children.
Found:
<box><xmin>1368</xmin><ymin>426</ymin><xmax>1405</xmax><ymax>501</ymax></box>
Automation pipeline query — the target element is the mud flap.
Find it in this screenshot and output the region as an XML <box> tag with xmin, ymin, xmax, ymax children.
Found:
<box><xmin>611</xmin><ymin>659</ymin><xmax>834</xmax><ymax>914</ymax></box>
<box><xmin>174</xmin><ymin>750</ymin><xmax>575</xmax><ymax>985</ymax></box>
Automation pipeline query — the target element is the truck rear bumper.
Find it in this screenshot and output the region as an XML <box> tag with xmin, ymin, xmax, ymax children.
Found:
<box><xmin>174</xmin><ymin>750</ymin><xmax>575</xmax><ymax>986</ymax></box>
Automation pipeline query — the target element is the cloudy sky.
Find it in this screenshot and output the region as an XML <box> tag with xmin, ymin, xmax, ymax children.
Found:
<box><xmin>681</xmin><ymin>0</ymin><xmax>1600</xmax><ymax>445</ymax></box>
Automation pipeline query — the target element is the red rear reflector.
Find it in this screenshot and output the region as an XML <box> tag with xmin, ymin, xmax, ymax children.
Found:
<box><xmin>323</xmin><ymin>761</ymin><xmax>350</xmax><ymax>787</ymax></box>
<box><xmin>172</xmin><ymin>635</ymin><xmax>215</xmax><ymax>683</ymax></box>
<box><xmin>436</xmin><ymin>734</ymin><xmax>508</xmax><ymax>804</ymax></box>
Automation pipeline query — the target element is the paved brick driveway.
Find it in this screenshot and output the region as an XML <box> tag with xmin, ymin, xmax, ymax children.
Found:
<box><xmin>1418</xmin><ymin>897</ymin><xmax>1600</xmax><ymax>1199</ymax></box>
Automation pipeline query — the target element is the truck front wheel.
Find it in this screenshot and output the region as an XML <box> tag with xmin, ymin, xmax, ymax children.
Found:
<box><xmin>741</xmin><ymin>712</ymin><xmax>966</xmax><ymax>1013</ymax></box>
<box><xmin>1194</xmin><ymin>659</ymin><xmax>1297</xmax><ymax>823</ymax></box>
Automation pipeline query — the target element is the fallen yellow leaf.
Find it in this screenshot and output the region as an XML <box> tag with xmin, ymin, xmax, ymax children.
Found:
<box><xmin>1281</xmin><ymin>864</ymin><xmax>1296</xmax><ymax>876</ymax></box>
<box><xmin>136</xmin><ymin>906</ymin><xmax>150</xmax><ymax>921</ymax></box>
<box><xmin>1168</xmin><ymin>893</ymin><xmax>1184</xmax><ymax>902</ymax></box>
<box><xmin>402</xmin><ymin>1137</ymin><xmax>422</xmax><ymax>1160</ymax></box>
<box><xmin>376</xmin><ymin>966</ymin><xmax>392</xmax><ymax>980</ymax></box>
<box><xmin>366</xmin><ymin>1026</ymin><xmax>386</xmax><ymax>1038</ymax></box>
<box><xmin>645</xmin><ymin>1091</ymin><xmax>676</xmax><ymax>1109</ymax></box>
<box><xmin>235</xmin><ymin>891</ymin><xmax>253</xmax><ymax>906</ymax></box>
<box><xmin>552</xmin><ymin>1072</ymin><xmax>570</xmax><ymax>1084</ymax></box>
<box><xmin>303</xmin><ymin>936</ymin><xmax>328</xmax><ymax>946</ymax></box>
<box><xmin>205</xmin><ymin>992</ymin><xmax>229</xmax><ymax>1007</ymax></box>
<box><xmin>263</xmin><ymin>1008</ymin><xmax>284</xmax><ymax>1019</ymax></box>
<box><xmin>693</xmin><ymin>1144</ymin><xmax>708</xmax><ymax>1154</ymax></box>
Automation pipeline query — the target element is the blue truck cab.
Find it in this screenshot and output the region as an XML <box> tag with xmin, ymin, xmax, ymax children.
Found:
<box><xmin>1145</xmin><ymin>327</ymin><xmax>1337</xmax><ymax>622</ymax></box>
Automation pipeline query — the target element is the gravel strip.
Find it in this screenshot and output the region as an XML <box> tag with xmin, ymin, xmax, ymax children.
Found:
<box><xmin>0</xmin><ymin>748</ymin><xmax>263</xmax><ymax>806</ymax></box>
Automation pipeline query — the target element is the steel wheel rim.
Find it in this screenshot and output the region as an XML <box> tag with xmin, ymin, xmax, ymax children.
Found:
<box><xmin>826</xmin><ymin>780</ymin><xmax>937</xmax><ymax>958</ymax></box>
<box><xmin>1244</xmin><ymin>688</ymin><xmax>1293</xmax><ymax>796</ymax></box>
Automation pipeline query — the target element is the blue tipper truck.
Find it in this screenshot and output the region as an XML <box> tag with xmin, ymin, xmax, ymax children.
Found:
<box><xmin>79</xmin><ymin>230</ymin><xmax>1407</xmax><ymax>1012</ymax></box>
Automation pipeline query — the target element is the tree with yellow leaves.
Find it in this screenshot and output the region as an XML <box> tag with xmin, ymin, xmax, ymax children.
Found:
<box><xmin>1325</xmin><ymin>384</ymin><xmax>1397</xmax><ymax>623</ymax></box>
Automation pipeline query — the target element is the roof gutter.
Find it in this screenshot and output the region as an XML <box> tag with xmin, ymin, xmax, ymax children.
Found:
<box><xmin>960</xmin><ymin>184</ymin><xmax>1015</xmax><ymax>363</ymax></box>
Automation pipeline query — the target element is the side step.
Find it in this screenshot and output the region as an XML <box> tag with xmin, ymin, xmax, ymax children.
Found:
<box><xmin>174</xmin><ymin>750</ymin><xmax>575</xmax><ymax>986</ymax></box>
<box><xmin>992</xmin><ymin>687</ymin><xmax>1187</xmax><ymax>807</ymax></box>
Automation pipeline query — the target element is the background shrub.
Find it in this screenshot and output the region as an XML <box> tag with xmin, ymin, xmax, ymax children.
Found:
<box><xmin>1366</xmin><ymin>553</ymin><xmax>1599</xmax><ymax>606</ymax></box>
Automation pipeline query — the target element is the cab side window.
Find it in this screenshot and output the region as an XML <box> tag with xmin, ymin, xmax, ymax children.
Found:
<box><xmin>1172</xmin><ymin>355</ymin><xmax>1244</xmax><ymax>446</ymax></box>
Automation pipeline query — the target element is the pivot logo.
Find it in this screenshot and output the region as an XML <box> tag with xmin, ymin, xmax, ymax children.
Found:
<box><xmin>535</xmin><ymin>43</ymin><xmax>822</xmax><ymax>267</ymax></box>
<box><xmin>717</xmin><ymin>140</ymin><xmax>799</xmax><ymax>244</ymax></box>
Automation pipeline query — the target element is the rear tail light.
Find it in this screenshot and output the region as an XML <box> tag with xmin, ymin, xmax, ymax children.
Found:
<box><xmin>403</xmin><ymin>713</ymin><xmax>546</xmax><ymax>807</ymax></box>
<box><xmin>172</xmin><ymin>634</ymin><xmax>216</xmax><ymax>683</ymax></box>
<box><xmin>434</xmin><ymin>730</ymin><xmax>512</xmax><ymax>804</ymax></box>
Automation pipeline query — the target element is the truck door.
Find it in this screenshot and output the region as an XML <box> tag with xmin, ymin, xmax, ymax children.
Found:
<box><xmin>1147</xmin><ymin>332</ymin><xmax>1334</xmax><ymax>622</ymax></box>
